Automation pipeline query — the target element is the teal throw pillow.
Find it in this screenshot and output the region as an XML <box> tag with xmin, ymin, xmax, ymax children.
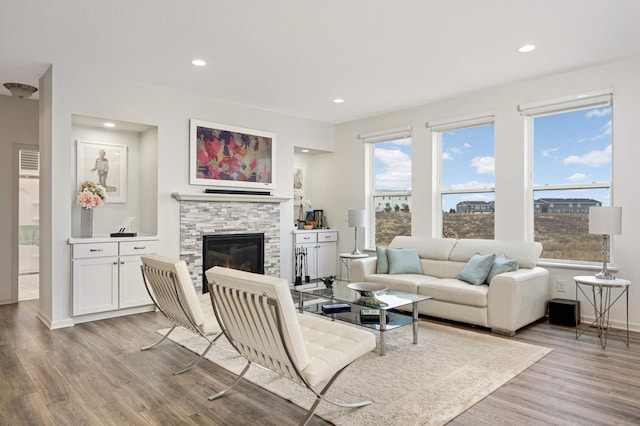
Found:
<box><xmin>485</xmin><ymin>254</ymin><xmax>519</xmax><ymax>284</ymax></box>
<box><xmin>387</xmin><ymin>248</ymin><xmax>423</xmax><ymax>274</ymax></box>
<box><xmin>376</xmin><ymin>246</ymin><xmax>389</xmax><ymax>274</ymax></box>
<box><xmin>458</xmin><ymin>253</ymin><xmax>496</xmax><ymax>285</ymax></box>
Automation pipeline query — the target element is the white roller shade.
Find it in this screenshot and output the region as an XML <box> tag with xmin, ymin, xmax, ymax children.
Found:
<box><xmin>518</xmin><ymin>89</ymin><xmax>613</xmax><ymax>116</ymax></box>
<box><xmin>425</xmin><ymin>111</ymin><xmax>495</xmax><ymax>132</ymax></box>
<box><xmin>358</xmin><ymin>125</ymin><xmax>412</xmax><ymax>143</ymax></box>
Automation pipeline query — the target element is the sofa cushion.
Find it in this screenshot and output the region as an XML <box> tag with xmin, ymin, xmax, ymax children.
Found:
<box><xmin>362</xmin><ymin>273</ymin><xmax>429</xmax><ymax>294</ymax></box>
<box><xmin>387</xmin><ymin>248</ymin><xmax>423</xmax><ymax>274</ymax></box>
<box><xmin>389</xmin><ymin>236</ymin><xmax>457</xmax><ymax>261</ymax></box>
<box><xmin>449</xmin><ymin>239</ymin><xmax>542</xmax><ymax>269</ymax></box>
<box><xmin>376</xmin><ymin>246</ymin><xmax>389</xmax><ymax>274</ymax></box>
<box><xmin>458</xmin><ymin>253</ymin><xmax>496</xmax><ymax>285</ymax></box>
<box><xmin>485</xmin><ymin>254</ymin><xmax>519</xmax><ymax>284</ymax></box>
<box><xmin>417</xmin><ymin>278</ymin><xmax>489</xmax><ymax>307</ymax></box>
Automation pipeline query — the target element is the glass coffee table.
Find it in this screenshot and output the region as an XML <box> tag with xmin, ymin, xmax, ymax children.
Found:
<box><xmin>292</xmin><ymin>281</ymin><xmax>431</xmax><ymax>355</ymax></box>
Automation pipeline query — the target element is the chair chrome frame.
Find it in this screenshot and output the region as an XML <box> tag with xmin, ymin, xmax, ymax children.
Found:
<box><xmin>140</xmin><ymin>264</ymin><xmax>222</xmax><ymax>375</ymax></box>
<box><xmin>208</xmin><ymin>282</ymin><xmax>371</xmax><ymax>426</ymax></box>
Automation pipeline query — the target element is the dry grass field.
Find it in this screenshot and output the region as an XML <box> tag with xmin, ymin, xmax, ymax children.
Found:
<box><xmin>376</xmin><ymin>211</ymin><xmax>602</xmax><ymax>261</ymax></box>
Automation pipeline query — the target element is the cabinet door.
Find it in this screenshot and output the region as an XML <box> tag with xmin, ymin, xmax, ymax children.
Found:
<box><xmin>73</xmin><ymin>257</ymin><xmax>119</xmax><ymax>315</ymax></box>
<box><xmin>119</xmin><ymin>255</ymin><xmax>154</xmax><ymax>308</ymax></box>
<box><xmin>316</xmin><ymin>242</ymin><xmax>337</xmax><ymax>278</ymax></box>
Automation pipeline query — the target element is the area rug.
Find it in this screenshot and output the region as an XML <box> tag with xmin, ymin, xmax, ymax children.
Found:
<box><xmin>159</xmin><ymin>321</ymin><xmax>551</xmax><ymax>425</ymax></box>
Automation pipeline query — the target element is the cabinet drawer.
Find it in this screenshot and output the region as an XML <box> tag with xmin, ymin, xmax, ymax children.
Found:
<box><xmin>317</xmin><ymin>231</ymin><xmax>337</xmax><ymax>242</ymax></box>
<box><xmin>73</xmin><ymin>243</ymin><xmax>118</xmax><ymax>259</ymax></box>
<box><xmin>295</xmin><ymin>233</ymin><xmax>317</xmax><ymax>244</ymax></box>
<box><xmin>119</xmin><ymin>240</ymin><xmax>160</xmax><ymax>256</ymax></box>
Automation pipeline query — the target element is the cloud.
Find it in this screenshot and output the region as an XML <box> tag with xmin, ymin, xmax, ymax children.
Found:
<box><xmin>449</xmin><ymin>147</ymin><xmax>462</xmax><ymax>154</ymax></box>
<box><xmin>541</xmin><ymin>147</ymin><xmax>559</xmax><ymax>157</ymax></box>
<box><xmin>463</xmin><ymin>143</ymin><xmax>472</xmax><ymax>148</ymax></box>
<box><xmin>567</xmin><ymin>172</ymin><xmax>588</xmax><ymax>182</ymax></box>
<box><xmin>563</xmin><ymin>144</ymin><xmax>611</xmax><ymax>167</ymax></box>
<box><xmin>585</xmin><ymin>107</ymin><xmax>611</xmax><ymax>118</ymax></box>
<box><xmin>448</xmin><ymin>180</ymin><xmax>494</xmax><ymax>191</ymax></box>
<box><xmin>470</xmin><ymin>156</ymin><xmax>495</xmax><ymax>175</ymax></box>
<box><xmin>375</xmin><ymin>148</ymin><xmax>412</xmax><ymax>189</ymax></box>
<box><xmin>442</xmin><ymin>152</ymin><xmax>454</xmax><ymax>160</ymax></box>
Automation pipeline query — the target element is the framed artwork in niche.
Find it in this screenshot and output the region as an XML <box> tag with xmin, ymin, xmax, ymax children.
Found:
<box><xmin>189</xmin><ymin>119</ymin><xmax>276</xmax><ymax>190</ymax></box>
<box><xmin>76</xmin><ymin>140</ymin><xmax>127</xmax><ymax>203</ymax></box>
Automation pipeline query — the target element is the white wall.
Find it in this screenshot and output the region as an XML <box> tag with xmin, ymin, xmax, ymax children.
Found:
<box><xmin>326</xmin><ymin>58</ymin><xmax>640</xmax><ymax>331</ymax></box>
<box><xmin>39</xmin><ymin>65</ymin><xmax>335</xmax><ymax>328</ymax></box>
<box><xmin>0</xmin><ymin>95</ymin><xmax>39</xmax><ymax>305</ymax></box>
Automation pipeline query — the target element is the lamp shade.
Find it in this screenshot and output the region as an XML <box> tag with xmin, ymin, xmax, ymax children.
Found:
<box><xmin>589</xmin><ymin>206</ymin><xmax>622</xmax><ymax>235</ymax></box>
<box><xmin>348</xmin><ymin>209</ymin><xmax>366</xmax><ymax>228</ymax></box>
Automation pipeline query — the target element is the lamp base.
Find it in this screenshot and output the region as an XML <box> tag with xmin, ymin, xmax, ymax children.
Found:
<box><xmin>595</xmin><ymin>271</ymin><xmax>616</xmax><ymax>280</ymax></box>
<box><xmin>351</xmin><ymin>248</ymin><xmax>362</xmax><ymax>256</ymax></box>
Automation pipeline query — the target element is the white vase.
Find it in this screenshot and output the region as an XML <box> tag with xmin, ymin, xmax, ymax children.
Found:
<box><xmin>80</xmin><ymin>208</ymin><xmax>93</xmax><ymax>238</ymax></box>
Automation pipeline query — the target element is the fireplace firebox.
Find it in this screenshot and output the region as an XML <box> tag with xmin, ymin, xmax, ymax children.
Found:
<box><xmin>202</xmin><ymin>233</ymin><xmax>265</xmax><ymax>293</ymax></box>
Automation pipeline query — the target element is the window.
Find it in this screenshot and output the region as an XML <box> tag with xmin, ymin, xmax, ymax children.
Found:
<box><xmin>362</xmin><ymin>126</ymin><xmax>412</xmax><ymax>247</ymax></box>
<box><xmin>428</xmin><ymin>113</ymin><xmax>495</xmax><ymax>239</ymax></box>
<box><xmin>521</xmin><ymin>91</ymin><xmax>613</xmax><ymax>262</ymax></box>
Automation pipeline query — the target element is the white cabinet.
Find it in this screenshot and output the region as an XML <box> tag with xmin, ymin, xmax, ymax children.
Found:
<box><xmin>71</xmin><ymin>238</ymin><xmax>160</xmax><ymax>318</ymax></box>
<box><xmin>294</xmin><ymin>230</ymin><xmax>337</xmax><ymax>280</ymax></box>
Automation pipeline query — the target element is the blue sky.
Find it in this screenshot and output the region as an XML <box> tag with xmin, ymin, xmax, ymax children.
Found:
<box><xmin>375</xmin><ymin>106</ymin><xmax>612</xmax><ymax>211</ymax></box>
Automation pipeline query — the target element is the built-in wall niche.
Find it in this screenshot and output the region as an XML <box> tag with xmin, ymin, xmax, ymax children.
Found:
<box><xmin>71</xmin><ymin>115</ymin><xmax>158</xmax><ymax>237</ymax></box>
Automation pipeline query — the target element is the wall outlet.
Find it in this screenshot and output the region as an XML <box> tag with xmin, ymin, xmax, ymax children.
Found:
<box><xmin>557</xmin><ymin>280</ymin><xmax>566</xmax><ymax>292</ymax></box>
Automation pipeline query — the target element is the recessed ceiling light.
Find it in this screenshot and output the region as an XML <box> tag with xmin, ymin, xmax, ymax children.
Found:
<box><xmin>103</xmin><ymin>122</ymin><xmax>116</xmax><ymax>128</ymax></box>
<box><xmin>301</xmin><ymin>149</ymin><xmax>309</xmax><ymax>153</ymax></box>
<box><xmin>192</xmin><ymin>59</ymin><xmax>207</xmax><ymax>66</ymax></box>
<box><xmin>333</xmin><ymin>98</ymin><xmax>344</xmax><ymax>104</ymax></box>
<box><xmin>518</xmin><ymin>44</ymin><xmax>536</xmax><ymax>53</ymax></box>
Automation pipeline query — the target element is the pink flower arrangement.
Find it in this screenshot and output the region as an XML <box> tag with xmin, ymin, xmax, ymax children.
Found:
<box><xmin>76</xmin><ymin>181</ymin><xmax>106</xmax><ymax>209</ymax></box>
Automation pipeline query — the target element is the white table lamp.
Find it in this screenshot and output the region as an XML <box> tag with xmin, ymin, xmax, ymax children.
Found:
<box><xmin>589</xmin><ymin>206</ymin><xmax>622</xmax><ymax>280</ymax></box>
<box><xmin>348</xmin><ymin>209</ymin><xmax>366</xmax><ymax>255</ymax></box>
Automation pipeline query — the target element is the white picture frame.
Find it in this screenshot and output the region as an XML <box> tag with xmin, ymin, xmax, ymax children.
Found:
<box><xmin>76</xmin><ymin>140</ymin><xmax>127</xmax><ymax>203</ymax></box>
<box><xmin>189</xmin><ymin>119</ymin><xmax>276</xmax><ymax>191</ymax></box>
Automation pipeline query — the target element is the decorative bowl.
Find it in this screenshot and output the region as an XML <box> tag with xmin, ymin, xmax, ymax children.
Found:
<box><xmin>347</xmin><ymin>282</ymin><xmax>389</xmax><ymax>307</ymax></box>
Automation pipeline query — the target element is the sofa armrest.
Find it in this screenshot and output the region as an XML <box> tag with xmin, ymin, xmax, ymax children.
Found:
<box><xmin>350</xmin><ymin>257</ymin><xmax>378</xmax><ymax>282</ymax></box>
<box><xmin>487</xmin><ymin>266</ymin><xmax>549</xmax><ymax>335</ymax></box>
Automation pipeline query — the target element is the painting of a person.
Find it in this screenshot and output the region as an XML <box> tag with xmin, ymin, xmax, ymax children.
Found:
<box><xmin>91</xmin><ymin>149</ymin><xmax>109</xmax><ymax>187</ymax></box>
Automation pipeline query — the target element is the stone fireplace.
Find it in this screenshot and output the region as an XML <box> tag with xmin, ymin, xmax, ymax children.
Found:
<box><xmin>173</xmin><ymin>192</ymin><xmax>287</xmax><ymax>294</ymax></box>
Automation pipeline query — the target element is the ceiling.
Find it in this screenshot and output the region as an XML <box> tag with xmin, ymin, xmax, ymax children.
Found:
<box><xmin>1</xmin><ymin>1</ymin><xmax>639</xmax><ymax>124</ymax></box>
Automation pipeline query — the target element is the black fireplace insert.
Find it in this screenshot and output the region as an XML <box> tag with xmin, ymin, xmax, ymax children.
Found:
<box><xmin>202</xmin><ymin>233</ymin><xmax>265</xmax><ymax>293</ymax></box>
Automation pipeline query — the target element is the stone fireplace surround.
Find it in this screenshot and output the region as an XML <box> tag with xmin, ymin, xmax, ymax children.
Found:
<box><xmin>172</xmin><ymin>192</ymin><xmax>288</xmax><ymax>294</ymax></box>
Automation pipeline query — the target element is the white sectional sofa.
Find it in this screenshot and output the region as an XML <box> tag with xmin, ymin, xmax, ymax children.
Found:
<box><xmin>350</xmin><ymin>236</ymin><xmax>549</xmax><ymax>335</ymax></box>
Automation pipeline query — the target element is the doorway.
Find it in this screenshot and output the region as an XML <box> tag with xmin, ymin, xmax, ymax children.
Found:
<box><xmin>18</xmin><ymin>148</ymin><xmax>39</xmax><ymax>301</ymax></box>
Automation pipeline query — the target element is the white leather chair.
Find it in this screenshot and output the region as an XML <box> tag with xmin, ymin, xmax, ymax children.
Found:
<box><xmin>205</xmin><ymin>266</ymin><xmax>376</xmax><ymax>425</ymax></box>
<box><xmin>140</xmin><ymin>254</ymin><xmax>222</xmax><ymax>374</ymax></box>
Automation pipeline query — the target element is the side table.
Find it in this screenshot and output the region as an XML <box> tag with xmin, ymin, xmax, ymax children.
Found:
<box><xmin>338</xmin><ymin>253</ymin><xmax>368</xmax><ymax>281</ymax></box>
<box><xmin>573</xmin><ymin>275</ymin><xmax>630</xmax><ymax>349</ymax></box>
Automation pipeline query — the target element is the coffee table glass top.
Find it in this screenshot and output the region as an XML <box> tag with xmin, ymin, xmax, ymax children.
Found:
<box><xmin>293</xmin><ymin>281</ymin><xmax>430</xmax><ymax>309</ymax></box>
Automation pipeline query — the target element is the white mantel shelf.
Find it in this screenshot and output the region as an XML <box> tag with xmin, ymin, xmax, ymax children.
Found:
<box><xmin>171</xmin><ymin>192</ymin><xmax>291</xmax><ymax>203</ymax></box>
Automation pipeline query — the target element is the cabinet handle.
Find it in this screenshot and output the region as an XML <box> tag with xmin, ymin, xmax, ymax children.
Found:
<box><xmin>121</xmin><ymin>261</ymin><xmax>125</xmax><ymax>264</ymax></box>
<box><xmin>113</xmin><ymin>261</ymin><xmax>118</xmax><ymax>265</ymax></box>
<box><xmin>133</xmin><ymin>246</ymin><xmax>146</xmax><ymax>250</ymax></box>
<box><xmin>90</xmin><ymin>249</ymin><xmax>104</xmax><ymax>252</ymax></box>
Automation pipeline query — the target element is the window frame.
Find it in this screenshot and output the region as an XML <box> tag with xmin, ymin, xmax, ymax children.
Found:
<box><xmin>427</xmin><ymin>112</ymin><xmax>496</xmax><ymax>238</ymax></box>
<box><xmin>520</xmin><ymin>90</ymin><xmax>614</xmax><ymax>262</ymax></box>
<box><xmin>361</xmin><ymin>126</ymin><xmax>412</xmax><ymax>248</ymax></box>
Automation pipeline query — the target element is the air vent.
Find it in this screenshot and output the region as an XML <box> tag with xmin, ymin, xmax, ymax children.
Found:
<box><xmin>19</xmin><ymin>149</ymin><xmax>39</xmax><ymax>176</ymax></box>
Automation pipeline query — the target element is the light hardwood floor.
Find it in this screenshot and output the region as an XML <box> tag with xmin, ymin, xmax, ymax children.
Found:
<box><xmin>1</xmin><ymin>300</ymin><xmax>639</xmax><ymax>425</ymax></box>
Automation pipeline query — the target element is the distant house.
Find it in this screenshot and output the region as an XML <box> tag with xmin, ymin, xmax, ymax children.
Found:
<box><xmin>456</xmin><ymin>201</ymin><xmax>495</xmax><ymax>214</ymax></box>
<box><xmin>534</xmin><ymin>198</ymin><xmax>601</xmax><ymax>214</ymax></box>
<box><xmin>374</xmin><ymin>194</ymin><xmax>411</xmax><ymax>212</ymax></box>
<box><xmin>453</xmin><ymin>198</ymin><xmax>602</xmax><ymax>214</ymax></box>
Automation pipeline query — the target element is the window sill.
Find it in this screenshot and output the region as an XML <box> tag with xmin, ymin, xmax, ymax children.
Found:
<box><xmin>537</xmin><ymin>259</ymin><xmax>618</xmax><ymax>274</ymax></box>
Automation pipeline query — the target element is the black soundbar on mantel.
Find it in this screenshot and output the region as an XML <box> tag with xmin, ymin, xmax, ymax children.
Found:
<box><xmin>204</xmin><ymin>189</ymin><xmax>272</xmax><ymax>196</ymax></box>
